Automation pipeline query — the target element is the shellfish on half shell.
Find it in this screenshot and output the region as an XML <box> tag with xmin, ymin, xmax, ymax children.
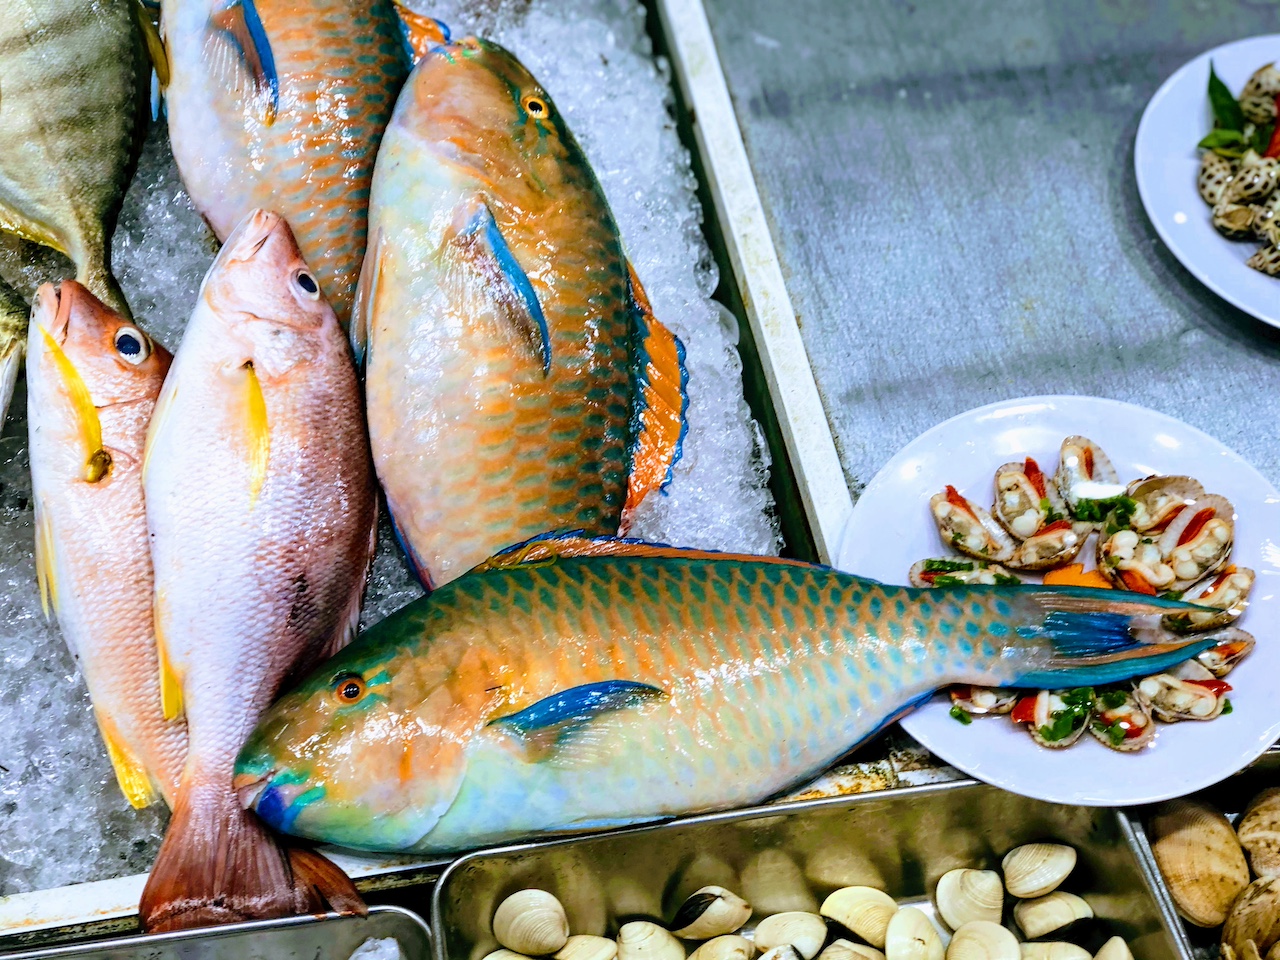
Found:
<box><xmin>1135</xmin><ymin>674</ymin><xmax>1229</xmax><ymax>722</ymax></box>
<box><xmin>909</xmin><ymin>558</ymin><xmax>1021</xmax><ymax>588</ymax></box>
<box><xmin>1012</xmin><ymin>690</ymin><xmax>1094</xmax><ymax>749</ymax></box>
<box><xmin>1124</xmin><ymin>476</ymin><xmax>1203</xmax><ymax>533</ymax></box>
<box><xmin>1088</xmin><ymin>689</ymin><xmax>1155</xmax><ymax>752</ymax></box>
<box><xmin>1149</xmin><ymin>799</ymin><xmax>1249</xmax><ymax>928</ymax></box>
<box><xmin>1054</xmin><ymin>437</ymin><xmax>1123</xmax><ymax>519</ymax></box>
<box><xmin>1158</xmin><ymin>494</ymin><xmax>1234</xmax><ymax>591</ymax></box>
<box><xmin>1163</xmin><ymin>568</ymin><xmax>1254</xmax><ymax>633</ymax></box>
<box><xmin>949</xmin><ymin>687</ymin><xmax>1018</xmax><ymax>718</ymax></box>
<box><xmin>930</xmin><ymin>487</ymin><xmax>1015</xmax><ymax>563</ymax></box>
<box><xmin>1197</xmin><ymin>630</ymin><xmax>1257</xmax><ymax>678</ymax></box>
<box><xmin>993</xmin><ymin>458</ymin><xmax>1071</xmax><ymax>540</ymax></box>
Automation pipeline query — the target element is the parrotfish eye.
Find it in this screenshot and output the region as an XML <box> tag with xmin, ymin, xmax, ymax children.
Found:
<box><xmin>521</xmin><ymin>94</ymin><xmax>549</xmax><ymax>119</ymax></box>
<box><xmin>113</xmin><ymin>326</ymin><xmax>150</xmax><ymax>364</ymax></box>
<box><xmin>292</xmin><ymin>270</ymin><xmax>321</xmax><ymax>300</ymax></box>
<box><xmin>332</xmin><ymin>673</ymin><xmax>366</xmax><ymax>705</ymax></box>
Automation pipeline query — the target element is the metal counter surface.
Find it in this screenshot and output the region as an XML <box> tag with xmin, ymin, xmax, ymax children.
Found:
<box><xmin>701</xmin><ymin>0</ymin><xmax>1280</xmax><ymax>503</ymax></box>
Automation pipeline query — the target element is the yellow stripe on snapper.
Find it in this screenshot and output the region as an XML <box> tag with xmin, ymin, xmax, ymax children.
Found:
<box><xmin>26</xmin><ymin>280</ymin><xmax>186</xmax><ymax>810</ymax></box>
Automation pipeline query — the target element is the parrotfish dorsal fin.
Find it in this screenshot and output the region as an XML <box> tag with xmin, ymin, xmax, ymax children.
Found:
<box><xmin>489</xmin><ymin>680</ymin><xmax>667</xmax><ymax>763</ymax></box>
<box><xmin>210</xmin><ymin>0</ymin><xmax>279</xmax><ymax>125</ymax></box>
<box><xmin>452</xmin><ymin>202</ymin><xmax>551</xmax><ymax>376</ymax></box>
<box><xmin>391</xmin><ymin>1</ymin><xmax>452</xmax><ymax>65</ymax></box>
<box><xmin>473</xmin><ymin>531</ymin><xmax>825</xmax><ymax>572</ymax></box>
<box><xmin>621</xmin><ymin>261</ymin><xmax>689</xmax><ymax>526</ymax></box>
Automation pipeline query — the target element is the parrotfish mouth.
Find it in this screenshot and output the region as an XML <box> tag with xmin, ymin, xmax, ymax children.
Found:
<box><xmin>233</xmin><ymin>769</ymin><xmax>274</xmax><ymax>811</ymax></box>
<box><xmin>234</xmin><ymin>768</ymin><xmax>323</xmax><ymax>834</ymax></box>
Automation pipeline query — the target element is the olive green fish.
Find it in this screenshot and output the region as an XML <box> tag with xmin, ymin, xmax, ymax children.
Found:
<box><xmin>0</xmin><ymin>0</ymin><xmax>152</xmax><ymax>317</ymax></box>
<box><xmin>0</xmin><ymin>277</ymin><xmax>27</xmax><ymax>431</ymax></box>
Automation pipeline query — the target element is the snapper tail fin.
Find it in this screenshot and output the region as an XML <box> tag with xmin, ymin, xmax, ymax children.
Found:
<box><xmin>139</xmin><ymin>774</ymin><xmax>364</xmax><ymax>932</ymax></box>
<box><xmin>983</xmin><ymin>585</ymin><xmax>1224</xmax><ymax>689</ymax></box>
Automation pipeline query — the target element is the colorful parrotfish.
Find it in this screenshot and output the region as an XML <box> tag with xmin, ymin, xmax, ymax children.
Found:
<box><xmin>236</xmin><ymin>534</ymin><xmax>1220</xmax><ymax>855</ymax></box>
<box><xmin>356</xmin><ymin>23</ymin><xmax>689</xmax><ymax>590</ymax></box>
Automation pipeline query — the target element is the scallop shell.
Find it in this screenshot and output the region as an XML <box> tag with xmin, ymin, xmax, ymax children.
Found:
<box><xmin>1135</xmin><ymin>675</ymin><xmax>1225</xmax><ymax>723</ymax></box>
<box><xmin>494</xmin><ymin>890</ymin><xmax>571</xmax><ymax>956</ymax></box>
<box><xmin>689</xmin><ymin>937</ymin><xmax>755</xmax><ymax>960</ymax></box>
<box><xmin>1200</xmin><ymin>151</ymin><xmax>1239</xmax><ymax>206</ymax></box>
<box><xmin>1054</xmin><ymin>437</ymin><xmax>1122</xmax><ymax>516</ymax></box>
<box><xmin>1020</xmin><ymin>946</ymin><xmax>1091</xmax><ymax>960</ymax></box>
<box><xmin>884</xmin><ymin>907</ymin><xmax>944</xmax><ymax>960</ymax></box>
<box><xmin>1092</xmin><ymin>940</ymin><xmax>1133</xmax><ymax>960</ymax></box>
<box><xmin>670</xmin><ymin>887</ymin><xmax>752</xmax><ymax>940</ymax></box>
<box><xmin>946</xmin><ymin>922</ymin><xmax>1020</xmax><ymax>960</ymax></box>
<box><xmin>1238</xmin><ymin>789</ymin><xmax>1280</xmax><ymax>879</ymax></box>
<box><xmin>557</xmin><ymin>938</ymin><xmax>619</xmax><ymax>960</ymax></box>
<box><xmin>754</xmin><ymin>912</ymin><xmax>828</xmax><ymax>960</ymax></box>
<box><xmin>934</xmin><ymin>869</ymin><xmax>1003</xmax><ymax>929</ymax></box>
<box><xmin>1001</xmin><ymin>844</ymin><xmax>1076</xmax><ymax>899</ymax></box>
<box><xmin>821</xmin><ymin>887</ymin><xmax>898</xmax><ymax>949</ymax></box>
<box><xmin>742</xmin><ymin>851</ymin><xmax>820</xmax><ymax>916</ymax></box>
<box><xmin>1149</xmin><ymin>799</ymin><xmax>1249</xmax><ymax>928</ymax></box>
<box><xmin>617</xmin><ymin>922</ymin><xmax>686</xmax><ymax>960</ymax></box>
<box><xmin>819</xmin><ymin>941</ymin><xmax>886</xmax><ymax>960</ymax></box>
<box><xmin>1224</xmin><ymin>878</ymin><xmax>1280</xmax><ymax>959</ymax></box>
<box><xmin>1013</xmin><ymin>892</ymin><xmax>1093</xmax><ymax>941</ymax></box>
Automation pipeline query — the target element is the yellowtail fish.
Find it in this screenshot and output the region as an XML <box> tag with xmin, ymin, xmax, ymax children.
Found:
<box><xmin>140</xmin><ymin>209</ymin><xmax>376</xmax><ymax>931</ymax></box>
<box><xmin>236</xmin><ymin>534</ymin><xmax>1219</xmax><ymax>855</ymax></box>
<box><xmin>0</xmin><ymin>0</ymin><xmax>153</xmax><ymax>317</ymax></box>
<box><xmin>161</xmin><ymin>0</ymin><xmax>410</xmax><ymax>325</ymax></box>
<box><xmin>0</xmin><ymin>278</ymin><xmax>28</xmax><ymax>431</ymax></box>
<box><xmin>357</xmin><ymin>25</ymin><xmax>689</xmax><ymax>589</ymax></box>
<box><xmin>27</xmin><ymin>280</ymin><xmax>186</xmax><ymax>809</ymax></box>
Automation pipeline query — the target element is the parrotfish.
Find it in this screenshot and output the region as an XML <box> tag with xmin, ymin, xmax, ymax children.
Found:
<box><xmin>0</xmin><ymin>278</ymin><xmax>29</xmax><ymax>431</ymax></box>
<box><xmin>236</xmin><ymin>534</ymin><xmax>1219</xmax><ymax>855</ymax></box>
<box><xmin>0</xmin><ymin>0</ymin><xmax>154</xmax><ymax>317</ymax></box>
<box><xmin>140</xmin><ymin>209</ymin><xmax>376</xmax><ymax>931</ymax></box>
<box><xmin>356</xmin><ymin>29</ymin><xmax>688</xmax><ymax>589</ymax></box>
<box><xmin>160</xmin><ymin>0</ymin><xmax>410</xmax><ymax>325</ymax></box>
<box><xmin>26</xmin><ymin>280</ymin><xmax>187</xmax><ymax>809</ymax></box>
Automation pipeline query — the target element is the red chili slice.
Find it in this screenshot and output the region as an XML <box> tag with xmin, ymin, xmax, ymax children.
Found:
<box><xmin>1083</xmin><ymin>446</ymin><xmax>1095</xmax><ymax>478</ymax></box>
<box><xmin>945</xmin><ymin>485</ymin><xmax>976</xmax><ymax>518</ymax></box>
<box><xmin>1123</xmin><ymin>718</ymin><xmax>1147</xmax><ymax>739</ymax></box>
<box><xmin>1267</xmin><ymin>99</ymin><xmax>1280</xmax><ymax>158</ymax></box>
<box><xmin>1176</xmin><ymin>508</ymin><xmax>1216</xmax><ymax>547</ymax></box>
<box><xmin>1024</xmin><ymin>457</ymin><xmax>1047</xmax><ymax>499</ymax></box>
<box><xmin>1119</xmin><ymin>570</ymin><xmax>1157</xmax><ymax>595</ymax></box>
<box><xmin>1187</xmin><ymin>679</ymin><xmax>1232</xmax><ymax>696</ymax></box>
<box><xmin>1011</xmin><ymin>696</ymin><xmax>1037</xmax><ymax>724</ymax></box>
<box><xmin>921</xmin><ymin>570</ymin><xmax>938</xmax><ymax>584</ymax></box>
<box><xmin>1039</xmin><ymin>519</ymin><xmax>1073</xmax><ymax>535</ymax></box>
<box><xmin>950</xmin><ymin>686</ymin><xmax>973</xmax><ymax>702</ymax></box>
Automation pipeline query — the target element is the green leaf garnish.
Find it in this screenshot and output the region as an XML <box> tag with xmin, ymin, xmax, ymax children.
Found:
<box><xmin>1208</xmin><ymin>61</ymin><xmax>1246</xmax><ymax>132</ymax></box>
<box><xmin>1252</xmin><ymin>122</ymin><xmax>1276</xmax><ymax>155</ymax></box>
<box><xmin>1040</xmin><ymin>498</ymin><xmax>1063</xmax><ymax>524</ymax></box>
<box><xmin>1037</xmin><ymin>688</ymin><xmax>1094</xmax><ymax>742</ymax></box>
<box><xmin>1160</xmin><ymin>590</ymin><xmax>1185</xmax><ymax>601</ymax></box>
<box><xmin>950</xmin><ymin>704</ymin><xmax>973</xmax><ymax>725</ymax></box>
<box><xmin>1074</xmin><ymin>495</ymin><xmax>1136</xmax><ymax>524</ymax></box>
<box><xmin>1198</xmin><ymin>128</ymin><xmax>1248</xmax><ymax>157</ymax></box>
<box><xmin>1105</xmin><ymin>719</ymin><xmax>1127</xmax><ymax>746</ymax></box>
<box><xmin>932</xmin><ymin>575</ymin><xmax>966</xmax><ymax>587</ymax></box>
<box><xmin>924</xmin><ymin>558</ymin><xmax>974</xmax><ymax>573</ymax></box>
<box><xmin>1099</xmin><ymin>689</ymin><xmax>1128</xmax><ymax>710</ymax></box>
<box><xmin>994</xmin><ymin>573</ymin><xmax>1022</xmax><ymax>586</ymax></box>
<box><xmin>1222</xmin><ymin>698</ymin><xmax>1234</xmax><ymax>715</ymax></box>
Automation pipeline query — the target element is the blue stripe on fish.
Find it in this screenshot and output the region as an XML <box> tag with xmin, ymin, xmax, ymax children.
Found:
<box><xmin>212</xmin><ymin>0</ymin><xmax>280</xmax><ymax>124</ymax></box>
<box><xmin>1016</xmin><ymin>635</ymin><xmax>1221</xmax><ymax>689</ymax></box>
<box><xmin>1016</xmin><ymin>610</ymin><xmax>1139</xmax><ymax>656</ymax></box>
<box><xmin>467</xmin><ymin>205</ymin><xmax>551</xmax><ymax>375</ymax></box>
<box><xmin>491</xmin><ymin>680</ymin><xmax>666</xmax><ymax>737</ymax></box>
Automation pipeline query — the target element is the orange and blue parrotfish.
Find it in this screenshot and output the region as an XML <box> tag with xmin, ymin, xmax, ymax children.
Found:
<box><xmin>160</xmin><ymin>0</ymin><xmax>409</xmax><ymax>325</ymax></box>
<box><xmin>236</xmin><ymin>534</ymin><xmax>1219</xmax><ymax>855</ymax></box>
<box><xmin>355</xmin><ymin>25</ymin><xmax>689</xmax><ymax>590</ymax></box>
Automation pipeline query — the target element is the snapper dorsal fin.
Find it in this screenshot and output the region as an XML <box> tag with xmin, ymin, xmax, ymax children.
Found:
<box><xmin>472</xmin><ymin>531</ymin><xmax>825</xmax><ymax>572</ymax></box>
<box><xmin>391</xmin><ymin>1</ymin><xmax>452</xmax><ymax>65</ymax></box>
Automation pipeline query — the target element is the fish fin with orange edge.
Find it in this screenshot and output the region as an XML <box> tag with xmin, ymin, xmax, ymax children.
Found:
<box><xmin>139</xmin><ymin>777</ymin><xmax>361</xmax><ymax>932</ymax></box>
<box><xmin>209</xmin><ymin>0</ymin><xmax>279</xmax><ymax>124</ymax></box>
<box><xmin>391</xmin><ymin>1</ymin><xmax>451</xmax><ymax>65</ymax></box>
<box><xmin>621</xmin><ymin>262</ymin><xmax>688</xmax><ymax>529</ymax></box>
<box><xmin>98</xmin><ymin>714</ymin><xmax>161</xmax><ymax>810</ymax></box>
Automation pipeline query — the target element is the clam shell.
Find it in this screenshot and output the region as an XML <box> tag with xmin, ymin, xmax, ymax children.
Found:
<box><xmin>1092</xmin><ymin>940</ymin><xmax>1132</xmax><ymax>960</ymax></box>
<box><xmin>1196</xmin><ymin>629</ymin><xmax>1256</xmax><ymax>677</ymax></box>
<box><xmin>1135</xmin><ymin>675</ymin><xmax>1225</xmax><ymax>723</ymax></box>
<box><xmin>884</xmin><ymin>907</ymin><xmax>944</xmax><ymax>960</ymax></box>
<box><xmin>1157</xmin><ymin>494</ymin><xmax>1234</xmax><ymax>591</ymax></box>
<box><xmin>1238</xmin><ymin>789</ymin><xmax>1280</xmax><ymax>879</ymax></box>
<box><xmin>950</xmin><ymin>687</ymin><xmax>1018</xmax><ymax>717</ymax></box>
<box><xmin>1088</xmin><ymin>691</ymin><xmax>1155</xmax><ymax>753</ymax></box>
<box><xmin>1013</xmin><ymin>892</ymin><xmax>1093</xmax><ymax>941</ymax></box>
<box><xmin>1020</xmin><ymin>946</ymin><xmax>1091</xmax><ymax>960</ymax></box>
<box><xmin>1164</xmin><ymin>568</ymin><xmax>1254</xmax><ymax>633</ymax></box>
<box><xmin>1008</xmin><ymin>523</ymin><xmax>1086</xmax><ymax>571</ymax></box>
<box><xmin>946</xmin><ymin>922</ymin><xmax>1020</xmax><ymax>960</ymax></box>
<box><xmin>1149</xmin><ymin>799</ymin><xmax>1249</xmax><ymax>927</ymax></box>
<box><xmin>689</xmin><ymin>937</ymin><xmax>755</xmax><ymax>960</ymax></box>
<box><xmin>909</xmin><ymin>558</ymin><xmax>1021</xmax><ymax>588</ymax></box>
<box><xmin>821</xmin><ymin>886</ymin><xmax>898</xmax><ymax>949</ymax></box>
<box><xmin>1125</xmin><ymin>476</ymin><xmax>1203</xmax><ymax>532</ymax></box>
<box><xmin>759</xmin><ymin>950</ymin><xmax>804</xmax><ymax>960</ymax></box>
<box><xmin>617</xmin><ymin>922</ymin><xmax>686</xmax><ymax>960</ymax></box>
<box><xmin>486</xmin><ymin>951</ymin><xmax>535</xmax><ymax>960</ymax></box>
<box><xmin>494</xmin><ymin>890</ymin><xmax>571</xmax><ymax>956</ymax></box>
<box><xmin>1224</xmin><ymin>878</ymin><xmax>1280</xmax><ymax>959</ymax></box>
<box><xmin>1001</xmin><ymin>844</ymin><xmax>1076</xmax><ymax>898</ymax></box>
<box><xmin>930</xmin><ymin>489</ymin><xmax>1016</xmax><ymax>563</ymax></box>
<box><xmin>557</xmin><ymin>938</ymin><xmax>619</xmax><ymax>960</ymax></box>
<box><xmin>754</xmin><ymin>912</ymin><xmax>828</xmax><ymax>960</ymax></box>
<box><xmin>671</xmin><ymin>887</ymin><xmax>752</xmax><ymax>940</ymax></box>
<box><xmin>805</xmin><ymin>849</ymin><xmax>885</xmax><ymax>892</ymax></box>
<box><xmin>1054</xmin><ymin>437</ymin><xmax>1122</xmax><ymax>515</ymax></box>
<box><xmin>934</xmin><ymin>869</ymin><xmax>1004</xmax><ymax>929</ymax></box>
<box><xmin>742</xmin><ymin>851</ymin><xmax>820</xmax><ymax>916</ymax></box>
<box><xmin>819</xmin><ymin>941</ymin><xmax>886</xmax><ymax>960</ymax></box>
<box><xmin>993</xmin><ymin>459</ymin><xmax>1066</xmax><ymax>541</ymax></box>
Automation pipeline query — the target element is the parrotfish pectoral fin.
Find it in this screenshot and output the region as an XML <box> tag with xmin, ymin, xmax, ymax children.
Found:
<box><xmin>621</xmin><ymin>262</ymin><xmax>689</xmax><ymax>526</ymax></box>
<box><xmin>391</xmin><ymin>1</ymin><xmax>451</xmax><ymax>65</ymax></box>
<box><xmin>452</xmin><ymin>203</ymin><xmax>551</xmax><ymax>375</ymax></box>
<box><xmin>490</xmin><ymin>680</ymin><xmax>667</xmax><ymax>762</ymax></box>
<box><xmin>210</xmin><ymin>0</ymin><xmax>279</xmax><ymax>125</ymax></box>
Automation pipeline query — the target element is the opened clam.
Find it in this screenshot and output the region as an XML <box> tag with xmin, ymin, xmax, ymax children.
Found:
<box><xmin>1197</xmin><ymin>631</ymin><xmax>1256</xmax><ymax>678</ymax></box>
<box><xmin>1159</xmin><ymin>494</ymin><xmax>1234</xmax><ymax>590</ymax></box>
<box><xmin>689</xmin><ymin>937</ymin><xmax>756</xmax><ymax>960</ymax></box>
<box><xmin>617</xmin><ymin>922</ymin><xmax>686</xmax><ymax>960</ymax></box>
<box><xmin>930</xmin><ymin>486</ymin><xmax>1015</xmax><ymax>563</ymax></box>
<box><xmin>993</xmin><ymin>458</ymin><xmax>1074</xmax><ymax>540</ymax></box>
<box><xmin>1136</xmin><ymin>674</ymin><xmax>1228</xmax><ymax>722</ymax></box>
<box><xmin>557</xmin><ymin>938</ymin><xmax>620</xmax><ymax>960</ymax></box>
<box><xmin>1125</xmin><ymin>476</ymin><xmax>1202</xmax><ymax>533</ymax></box>
<box><xmin>949</xmin><ymin>688</ymin><xmax>1018</xmax><ymax>719</ymax></box>
<box><xmin>1238</xmin><ymin>788</ymin><xmax>1280</xmax><ymax>879</ymax></box>
<box><xmin>934</xmin><ymin>869</ymin><xmax>1003</xmax><ymax>929</ymax></box>
<box><xmin>945</xmin><ymin>922</ymin><xmax>1019</xmax><ymax>960</ymax></box>
<box><xmin>821</xmin><ymin>886</ymin><xmax>898</xmax><ymax>948</ymax></box>
<box><xmin>1088</xmin><ymin>689</ymin><xmax>1154</xmax><ymax>752</ymax></box>
<box><xmin>1013</xmin><ymin>892</ymin><xmax>1093</xmax><ymax>941</ymax></box>
<box><xmin>884</xmin><ymin>907</ymin><xmax>944</xmax><ymax>960</ymax></box>
<box><xmin>909</xmin><ymin>558</ymin><xmax>1021</xmax><ymax>588</ymax></box>
<box><xmin>819</xmin><ymin>942</ymin><xmax>886</xmax><ymax>960</ymax></box>
<box><xmin>1013</xmin><ymin>691</ymin><xmax>1093</xmax><ymax>749</ymax></box>
<box><xmin>1223</xmin><ymin>877</ymin><xmax>1280</xmax><ymax>959</ymax></box>
<box><xmin>754</xmin><ymin>912</ymin><xmax>828</xmax><ymax>960</ymax></box>
<box><xmin>494</xmin><ymin>890</ymin><xmax>571</xmax><ymax>956</ymax></box>
<box><xmin>1149</xmin><ymin>799</ymin><xmax>1249</xmax><ymax>927</ymax></box>
<box><xmin>1164</xmin><ymin>568</ymin><xmax>1254</xmax><ymax>633</ymax></box>
<box><xmin>671</xmin><ymin>887</ymin><xmax>752</xmax><ymax>940</ymax></box>
<box><xmin>1053</xmin><ymin>437</ymin><xmax>1122</xmax><ymax>518</ymax></box>
<box><xmin>1002</xmin><ymin>843</ymin><xmax>1076</xmax><ymax>898</ymax></box>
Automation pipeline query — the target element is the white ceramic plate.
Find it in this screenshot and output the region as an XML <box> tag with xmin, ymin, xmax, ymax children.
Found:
<box><xmin>1135</xmin><ymin>34</ymin><xmax>1280</xmax><ymax>327</ymax></box>
<box><xmin>835</xmin><ymin>395</ymin><xmax>1280</xmax><ymax>806</ymax></box>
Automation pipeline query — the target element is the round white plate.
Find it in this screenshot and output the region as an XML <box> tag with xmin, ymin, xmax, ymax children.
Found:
<box><xmin>1135</xmin><ymin>34</ymin><xmax>1280</xmax><ymax>327</ymax></box>
<box><xmin>835</xmin><ymin>395</ymin><xmax>1280</xmax><ymax>806</ymax></box>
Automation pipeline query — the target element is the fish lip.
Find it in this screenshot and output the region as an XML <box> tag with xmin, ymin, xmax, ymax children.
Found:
<box><xmin>233</xmin><ymin>769</ymin><xmax>276</xmax><ymax>810</ymax></box>
<box><xmin>32</xmin><ymin>282</ymin><xmax>69</xmax><ymax>342</ymax></box>
<box><xmin>222</xmin><ymin>209</ymin><xmax>284</xmax><ymax>264</ymax></box>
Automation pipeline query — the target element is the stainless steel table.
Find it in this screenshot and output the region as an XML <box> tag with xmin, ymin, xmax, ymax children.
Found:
<box><xmin>701</xmin><ymin>0</ymin><xmax>1280</xmax><ymax>495</ymax></box>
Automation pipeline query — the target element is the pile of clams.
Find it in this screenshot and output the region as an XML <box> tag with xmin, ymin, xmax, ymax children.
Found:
<box><xmin>1148</xmin><ymin>789</ymin><xmax>1280</xmax><ymax>960</ymax></box>
<box><xmin>480</xmin><ymin>843</ymin><xmax>1134</xmax><ymax>960</ymax></box>
<box><xmin>915</xmin><ymin>435</ymin><xmax>1256</xmax><ymax>752</ymax></box>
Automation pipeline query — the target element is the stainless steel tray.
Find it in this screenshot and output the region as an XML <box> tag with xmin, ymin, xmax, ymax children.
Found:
<box><xmin>0</xmin><ymin>905</ymin><xmax>430</xmax><ymax>960</ymax></box>
<box><xmin>429</xmin><ymin>779</ymin><xmax>1186</xmax><ymax>960</ymax></box>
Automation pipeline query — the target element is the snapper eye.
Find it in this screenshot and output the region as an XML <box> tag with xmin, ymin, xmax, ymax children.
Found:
<box><xmin>293</xmin><ymin>270</ymin><xmax>320</xmax><ymax>299</ymax></box>
<box><xmin>522</xmin><ymin>94</ymin><xmax>549</xmax><ymax>118</ymax></box>
<box><xmin>113</xmin><ymin>326</ymin><xmax>150</xmax><ymax>364</ymax></box>
<box><xmin>333</xmin><ymin>673</ymin><xmax>366</xmax><ymax>704</ymax></box>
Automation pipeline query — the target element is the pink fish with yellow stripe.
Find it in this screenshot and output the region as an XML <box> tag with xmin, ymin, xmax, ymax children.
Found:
<box><xmin>160</xmin><ymin>0</ymin><xmax>409</xmax><ymax>325</ymax></box>
<box><xmin>356</xmin><ymin>25</ymin><xmax>689</xmax><ymax>589</ymax></box>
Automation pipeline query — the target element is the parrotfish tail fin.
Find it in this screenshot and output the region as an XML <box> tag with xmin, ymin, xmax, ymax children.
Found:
<box><xmin>0</xmin><ymin>277</ymin><xmax>27</xmax><ymax>433</ymax></box>
<box><xmin>621</xmin><ymin>261</ymin><xmax>689</xmax><ymax>531</ymax></box>
<box><xmin>139</xmin><ymin>776</ymin><xmax>363</xmax><ymax>932</ymax></box>
<box><xmin>994</xmin><ymin>585</ymin><xmax>1224</xmax><ymax>689</ymax></box>
<box><xmin>210</xmin><ymin>0</ymin><xmax>279</xmax><ymax>125</ymax></box>
<box><xmin>473</xmin><ymin>530</ymin><xmax>822</xmax><ymax>573</ymax></box>
<box><xmin>391</xmin><ymin>1</ymin><xmax>452</xmax><ymax>65</ymax></box>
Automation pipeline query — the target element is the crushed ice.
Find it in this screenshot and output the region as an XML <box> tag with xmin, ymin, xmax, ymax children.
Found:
<box><xmin>0</xmin><ymin>0</ymin><xmax>778</xmax><ymax>895</ymax></box>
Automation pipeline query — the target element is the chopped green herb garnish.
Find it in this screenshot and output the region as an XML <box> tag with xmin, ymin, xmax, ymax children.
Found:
<box><xmin>1208</xmin><ymin>62</ymin><xmax>1247</xmax><ymax>133</ymax></box>
<box><xmin>1099</xmin><ymin>689</ymin><xmax>1128</xmax><ymax>710</ymax></box>
<box><xmin>1160</xmin><ymin>590</ymin><xmax>1185</xmax><ymax>601</ymax></box>
<box><xmin>993</xmin><ymin>573</ymin><xmax>1022</xmax><ymax>586</ymax></box>
<box><xmin>1075</xmin><ymin>495</ymin><xmax>1137</xmax><ymax>525</ymax></box>
<box><xmin>1040</xmin><ymin>498</ymin><xmax>1063</xmax><ymax>524</ymax></box>
<box><xmin>1061</xmin><ymin>687</ymin><xmax>1096</xmax><ymax>708</ymax></box>
<box><xmin>932</xmin><ymin>575</ymin><xmax>966</xmax><ymax>587</ymax></box>
<box><xmin>950</xmin><ymin>704</ymin><xmax>973</xmax><ymax>725</ymax></box>
<box><xmin>1222</xmin><ymin>698</ymin><xmax>1233</xmax><ymax>715</ymax></box>
<box><xmin>1104</xmin><ymin>719</ymin><xmax>1127</xmax><ymax>747</ymax></box>
<box><xmin>924</xmin><ymin>558</ymin><xmax>974</xmax><ymax>573</ymax></box>
<box><xmin>1038</xmin><ymin>688</ymin><xmax>1094</xmax><ymax>742</ymax></box>
<box><xmin>951</xmin><ymin>533</ymin><xmax>964</xmax><ymax>548</ymax></box>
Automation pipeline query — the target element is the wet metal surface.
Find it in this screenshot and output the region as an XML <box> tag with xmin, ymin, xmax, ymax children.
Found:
<box><xmin>702</xmin><ymin>0</ymin><xmax>1280</xmax><ymax>499</ymax></box>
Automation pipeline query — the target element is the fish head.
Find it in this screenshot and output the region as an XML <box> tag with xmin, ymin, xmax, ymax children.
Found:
<box><xmin>27</xmin><ymin>281</ymin><xmax>171</xmax><ymax>479</ymax></box>
<box><xmin>407</xmin><ymin>37</ymin><xmax>573</xmax><ymax>189</ymax></box>
<box><xmin>200</xmin><ymin>209</ymin><xmax>339</xmax><ymax>374</ymax></box>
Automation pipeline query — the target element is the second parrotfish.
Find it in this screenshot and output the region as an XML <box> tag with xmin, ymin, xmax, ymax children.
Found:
<box><xmin>356</xmin><ymin>19</ymin><xmax>690</xmax><ymax>589</ymax></box>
